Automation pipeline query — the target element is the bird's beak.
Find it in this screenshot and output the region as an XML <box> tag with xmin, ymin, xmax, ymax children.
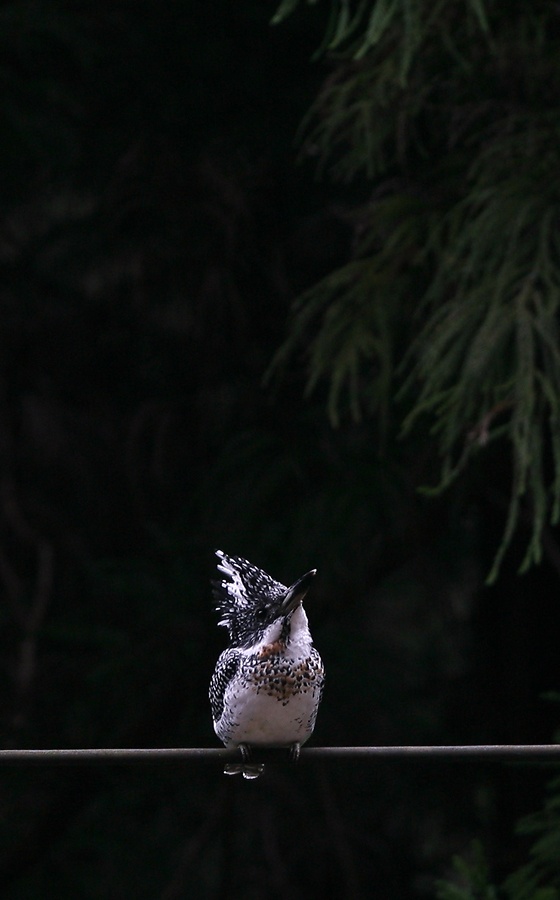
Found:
<box><xmin>281</xmin><ymin>569</ymin><xmax>317</xmax><ymax>615</ymax></box>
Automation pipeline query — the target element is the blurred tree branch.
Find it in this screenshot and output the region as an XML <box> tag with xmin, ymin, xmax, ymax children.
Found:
<box><xmin>271</xmin><ymin>0</ymin><xmax>560</xmax><ymax>581</ymax></box>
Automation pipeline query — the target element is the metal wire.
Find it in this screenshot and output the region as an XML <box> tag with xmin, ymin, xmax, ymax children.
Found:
<box><xmin>0</xmin><ymin>745</ymin><xmax>559</xmax><ymax>766</ymax></box>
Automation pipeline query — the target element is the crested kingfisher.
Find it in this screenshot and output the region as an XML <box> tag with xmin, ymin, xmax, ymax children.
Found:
<box><xmin>209</xmin><ymin>550</ymin><xmax>325</xmax><ymax>779</ymax></box>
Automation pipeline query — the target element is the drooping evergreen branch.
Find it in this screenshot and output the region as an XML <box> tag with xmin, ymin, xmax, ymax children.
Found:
<box><xmin>437</xmin><ymin>759</ymin><xmax>560</xmax><ymax>898</ymax></box>
<box><xmin>273</xmin><ymin>0</ymin><xmax>490</xmax><ymax>75</ymax></box>
<box><xmin>401</xmin><ymin>114</ymin><xmax>560</xmax><ymax>579</ymax></box>
<box><xmin>271</xmin><ymin>0</ymin><xmax>560</xmax><ymax>579</ymax></box>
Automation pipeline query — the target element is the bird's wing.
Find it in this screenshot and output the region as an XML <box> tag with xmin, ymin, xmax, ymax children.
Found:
<box><xmin>209</xmin><ymin>648</ymin><xmax>240</xmax><ymax>724</ymax></box>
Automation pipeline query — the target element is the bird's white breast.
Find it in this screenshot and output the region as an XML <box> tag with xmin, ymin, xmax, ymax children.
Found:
<box><xmin>215</xmin><ymin>605</ymin><xmax>324</xmax><ymax>748</ymax></box>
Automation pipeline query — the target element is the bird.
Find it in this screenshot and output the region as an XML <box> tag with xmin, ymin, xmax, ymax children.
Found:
<box><xmin>209</xmin><ymin>550</ymin><xmax>325</xmax><ymax>779</ymax></box>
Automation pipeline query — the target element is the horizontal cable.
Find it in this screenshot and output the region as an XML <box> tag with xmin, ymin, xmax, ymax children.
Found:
<box><xmin>0</xmin><ymin>745</ymin><xmax>559</xmax><ymax>765</ymax></box>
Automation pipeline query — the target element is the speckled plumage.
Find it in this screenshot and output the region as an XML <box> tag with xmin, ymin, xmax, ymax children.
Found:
<box><xmin>209</xmin><ymin>551</ymin><xmax>325</xmax><ymax>779</ymax></box>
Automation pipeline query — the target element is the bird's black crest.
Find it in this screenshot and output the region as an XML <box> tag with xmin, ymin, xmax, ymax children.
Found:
<box><xmin>212</xmin><ymin>551</ymin><xmax>288</xmax><ymax>647</ymax></box>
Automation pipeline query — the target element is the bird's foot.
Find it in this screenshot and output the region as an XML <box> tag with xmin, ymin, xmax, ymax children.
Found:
<box><xmin>223</xmin><ymin>743</ymin><xmax>264</xmax><ymax>780</ymax></box>
<box><xmin>289</xmin><ymin>742</ymin><xmax>301</xmax><ymax>764</ymax></box>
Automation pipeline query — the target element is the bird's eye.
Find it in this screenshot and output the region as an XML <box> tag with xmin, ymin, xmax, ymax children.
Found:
<box><xmin>256</xmin><ymin>607</ymin><xmax>267</xmax><ymax>620</ymax></box>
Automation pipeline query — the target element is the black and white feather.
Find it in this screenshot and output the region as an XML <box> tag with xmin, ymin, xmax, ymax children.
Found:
<box><xmin>209</xmin><ymin>550</ymin><xmax>325</xmax><ymax>779</ymax></box>
<box><xmin>212</xmin><ymin>550</ymin><xmax>288</xmax><ymax>649</ymax></box>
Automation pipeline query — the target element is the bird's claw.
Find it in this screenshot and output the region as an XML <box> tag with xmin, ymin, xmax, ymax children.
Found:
<box><xmin>222</xmin><ymin>743</ymin><xmax>264</xmax><ymax>779</ymax></box>
<box><xmin>289</xmin><ymin>742</ymin><xmax>301</xmax><ymax>764</ymax></box>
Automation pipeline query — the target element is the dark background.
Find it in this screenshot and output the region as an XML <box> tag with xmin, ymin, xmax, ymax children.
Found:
<box><xmin>1</xmin><ymin>1</ymin><xmax>559</xmax><ymax>897</ymax></box>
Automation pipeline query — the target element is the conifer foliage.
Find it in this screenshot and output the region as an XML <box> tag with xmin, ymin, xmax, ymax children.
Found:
<box><xmin>436</xmin><ymin>767</ymin><xmax>560</xmax><ymax>899</ymax></box>
<box><xmin>272</xmin><ymin>0</ymin><xmax>560</xmax><ymax>580</ymax></box>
